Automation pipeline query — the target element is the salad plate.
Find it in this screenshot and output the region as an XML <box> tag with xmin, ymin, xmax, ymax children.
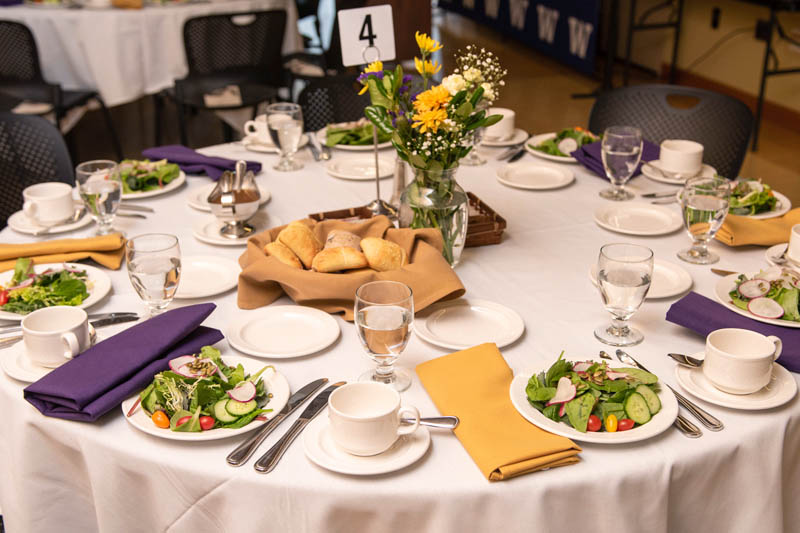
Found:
<box><xmin>481</xmin><ymin>128</ymin><xmax>528</xmax><ymax>147</ymax></box>
<box><xmin>0</xmin><ymin>262</ymin><xmax>112</xmax><ymax>321</ymax></box>
<box><xmin>121</xmin><ymin>171</ymin><xmax>186</xmax><ymax>200</ymax></box>
<box><xmin>413</xmin><ymin>298</ymin><xmax>525</xmax><ymax>350</ymax></box>
<box><xmin>242</xmin><ymin>133</ymin><xmax>309</xmax><ymax>153</ymax></box>
<box><xmin>174</xmin><ymin>256</ymin><xmax>239</xmax><ymax>299</ymax></box>
<box><xmin>675</xmin><ymin>353</ymin><xmax>797</xmax><ymax>410</ymax></box>
<box><xmin>525</xmin><ymin>133</ymin><xmax>578</xmax><ymax>163</ymax></box>
<box><xmin>316</xmin><ymin>127</ymin><xmax>392</xmax><ymax>151</ymax></box>
<box><xmin>7</xmin><ymin>209</ymin><xmax>93</xmax><ymax>235</ymax></box>
<box><xmin>187</xmin><ymin>183</ymin><xmax>270</xmax><ymax>212</ymax></box>
<box><xmin>728</xmin><ymin>181</ymin><xmax>790</xmax><ymax>220</ymax></box>
<box><xmin>524</xmin><ymin>128</ymin><xmax>599</xmax><ymax>163</ymax></box>
<box><xmin>226</xmin><ymin>305</ymin><xmax>340</xmax><ymax>358</ymax></box>
<box><xmin>303</xmin><ymin>414</ymin><xmax>430</xmax><ymax>476</ymax></box>
<box><xmin>325</xmin><ymin>156</ymin><xmax>394</xmax><ymax>181</ymax></box>
<box><xmin>495</xmin><ymin>162</ymin><xmax>574</xmax><ymax>190</ymax></box>
<box><xmin>120</xmin><ymin>355</ymin><xmax>290</xmax><ymax>442</ymax></box>
<box><xmin>641</xmin><ymin>161</ymin><xmax>716</xmax><ymax>185</ymax></box>
<box><xmin>594</xmin><ymin>203</ymin><xmax>683</xmax><ymax>236</ymax></box>
<box><xmin>713</xmin><ymin>271</ymin><xmax>800</xmax><ymax>328</ymax></box>
<box><xmin>590</xmin><ymin>259</ymin><xmax>692</xmax><ymax>299</ymax></box>
<box><xmin>192</xmin><ymin>211</ymin><xmax>281</xmax><ymax>246</ymax></box>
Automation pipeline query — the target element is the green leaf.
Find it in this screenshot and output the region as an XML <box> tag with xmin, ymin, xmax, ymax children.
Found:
<box><xmin>11</xmin><ymin>258</ymin><xmax>33</xmax><ymax>285</ymax></box>
<box><xmin>364</xmin><ymin>106</ymin><xmax>394</xmax><ymax>135</ymax></box>
<box><xmin>367</xmin><ymin>79</ymin><xmax>392</xmax><ymax>109</ymax></box>
<box><xmin>469</xmin><ymin>86</ymin><xmax>485</xmax><ymax>107</ymax></box>
<box><xmin>456</xmin><ymin>101</ymin><xmax>473</xmax><ymax>119</ymax></box>
<box><xmin>565</xmin><ymin>393</ymin><xmax>595</xmax><ymax>432</ymax></box>
<box><xmin>409</xmin><ymin>153</ymin><xmax>426</xmax><ymax>168</ymax></box>
<box><xmin>545</xmin><ymin>352</ymin><xmax>572</xmax><ymax>387</ymax></box>
<box><xmin>480</xmin><ymin>114</ymin><xmax>503</xmax><ymax>128</ymax></box>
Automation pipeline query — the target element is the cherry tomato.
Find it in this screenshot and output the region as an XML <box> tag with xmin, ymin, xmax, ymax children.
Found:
<box><xmin>0</xmin><ymin>290</ymin><xmax>8</xmax><ymax>306</ymax></box>
<box><xmin>199</xmin><ymin>416</ymin><xmax>215</xmax><ymax>431</ymax></box>
<box><xmin>605</xmin><ymin>414</ymin><xmax>618</xmax><ymax>432</ymax></box>
<box><xmin>176</xmin><ymin>415</ymin><xmax>191</xmax><ymax>428</ymax></box>
<box><xmin>618</xmin><ymin>418</ymin><xmax>635</xmax><ymax>431</ymax></box>
<box><xmin>587</xmin><ymin>414</ymin><xmax>601</xmax><ymax>432</ymax></box>
<box><xmin>151</xmin><ymin>410</ymin><xmax>169</xmax><ymax>429</ymax></box>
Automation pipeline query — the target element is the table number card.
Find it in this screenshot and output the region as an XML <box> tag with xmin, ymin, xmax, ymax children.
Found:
<box><xmin>337</xmin><ymin>5</ymin><xmax>396</xmax><ymax>67</ymax></box>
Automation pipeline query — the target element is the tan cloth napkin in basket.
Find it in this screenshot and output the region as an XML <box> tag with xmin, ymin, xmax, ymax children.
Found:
<box><xmin>715</xmin><ymin>209</ymin><xmax>800</xmax><ymax>246</ymax></box>
<box><xmin>0</xmin><ymin>234</ymin><xmax>125</xmax><ymax>271</ymax></box>
<box><xmin>237</xmin><ymin>216</ymin><xmax>465</xmax><ymax>320</ymax></box>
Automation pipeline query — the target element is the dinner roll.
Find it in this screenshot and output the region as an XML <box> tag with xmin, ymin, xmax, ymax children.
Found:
<box><xmin>312</xmin><ymin>247</ymin><xmax>369</xmax><ymax>273</ymax></box>
<box><xmin>324</xmin><ymin>230</ymin><xmax>362</xmax><ymax>251</ymax></box>
<box><xmin>360</xmin><ymin>238</ymin><xmax>406</xmax><ymax>272</ymax></box>
<box><xmin>277</xmin><ymin>221</ymin><xmax>322</xmax><ymax>269</ymax></box>
<box><xmin>264</xmin><ymin>241</ymin><xmax>302</xmax><ymax>269</ymax></box>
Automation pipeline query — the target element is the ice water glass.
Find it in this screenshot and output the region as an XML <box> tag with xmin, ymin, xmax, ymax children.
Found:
<box><xmin>600</xmin><ymin>126</ymin><xmax>642</xmax><ymax>201</ymax></box>
<box><xmin>76</xmin><ymin>160</ymin><xmax>121</xmax><ymax>235</ymax></box>
<box><xmin>678</xmin><ymin>176</ymin><xmax>731</xmax><ymax>265</ymax></box>
<box><xmin>266</xmin><ymin>102</ymin><xmax>304</xmax><ymax>172</ymax></box>
<box><xmin>594</xmin><ymin>243</ymin><xmax>653</xmax><ymax>347</ymax></box>
<box><xmin>354</xmin><ymin>281</ymin><xmax>414</xmax><ymax>392</ymax></box>
<box><xmin>126</xmin><ymin>234</ymin><xmax>181</xmax><ymax>317</ymax></box>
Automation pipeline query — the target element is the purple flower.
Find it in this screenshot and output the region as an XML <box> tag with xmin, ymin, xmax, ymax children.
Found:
<box><xmin>357</xmin><ymin>71</ymin><xmax>384</xmax><ymax>83</ymax></box>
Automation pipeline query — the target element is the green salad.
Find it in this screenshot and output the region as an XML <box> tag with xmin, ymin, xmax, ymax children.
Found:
<box><xmin>325</xmin><ymin>119</ymin><xmax>391</xmax><ymax>147</ymax></box>
<box><xmin>120</xmin><ymin>159</ymin><xmax>181</xmax><ymax>194</ymax></box>
<box><xmin>0</xmin><ymin>258</ymin><xmax>89</xmax><ymax>314</ymax></box>
<box><xmin>139</xmin><ymin>346</ymin><xmax>274</xmax><ymax>432</ymax></box>
<box><xmin>526</xmin><ymin>353</ymin><xmax>662</xmax><ymax>433</ymax></box>
<box><xmin>728</xmin><ymin>267</ymin><xmax>800</xmax><ymax>323</ymax></box>
<box><xmin>729</xmin><ymin>179</ymin><xmax>778</xmax><ymax>216</ymax></box>
<box><xmin>529</xmin><ymin>127</ymin><xmax>600</xmax><ymax>158</ymax></box>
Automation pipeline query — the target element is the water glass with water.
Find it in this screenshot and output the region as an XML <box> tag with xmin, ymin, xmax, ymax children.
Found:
<box><xmin>76</xmin><ymin>160</ymin><xmax>121</xmax><ymax>235</ymax></box>
<box><xmin>677</xmin><ymin>176</ymin><xmax>731</xmax><ymax>265</ymax></box>
<box><xmin>266</xmin><ymin>102</ymin><xmax>304</xmax><ymax>172</ymax></box>
<box><xmin>126</xmin><ymin>234</ymin><xmax>181</xmax><ymax>317</ymax></box>
<box><xmin>600</xmin><ymin>126</ymin><xmax>642</xmax><ymax>201</ymax></box>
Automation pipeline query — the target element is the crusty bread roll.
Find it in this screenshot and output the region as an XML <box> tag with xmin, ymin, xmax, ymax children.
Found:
<box><xmin>312</xmin><ymin>246</ymin><xmax>369</xmax><ymax>273</ymax></box>
<box><xmin>277</xmin><ymin>221</ymin><xmax>321</xmax><ymax>269</ymax></box>
<box><xmin>264</xmin><ymin>241</ymin><xmax>302</xmax><ymax>269</ymax></box>
<box><xmin>360</xmin><ymin>238</ymin><xmax>406</xmax><ymax>272</ymax></box>
<box><xmin>324</xmin><ymin>230</ymin><xmax>362</xmax><ymax>251</ymax></box>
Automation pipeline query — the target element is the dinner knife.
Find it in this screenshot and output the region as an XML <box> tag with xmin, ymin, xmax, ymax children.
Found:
<box><xmin>711</xmin><ymin>268</ymin><xmax>738</xmax><ymax>276</ymax></box>
<box><xmin>0</xmin><ymin>312</ymin><xmax>139</xmax><ymax>335</ymax></box>
<box><xmin>253</xmin><ymin>381</ymin><xmax>345</xmax><ymax>473</ymax></box>
<box><xmin>118</xmin><ymin>203</ymin><xmax>155</xmax><ymax>213</ymax></box>
<box><xmin>508</xmin><ymin>148</ymin><xmax>526</xmax><ymax>163</ymax></box>
<box><xmin>496</xmin><ymin>144</ymin><xmax>524</xmax><ymax>160</ymax></box>
<box><xmin>641</xmin><ymin>190</ymin><xmax>680</xmax><ymax>198</ymax></box>
<box><xmin>227</xmin><ymin>377</ymin><xmax>329</xmax><ymax>466</ymax></box>
<box><xmin>306</xmin><ymin>134</ymin><xmax>321</xmax><ymax>161</ymax></box>
<box><xmin>0</xmin><ymin>314</ymin><xmax>140</xmax><ymax>349</ymax></box>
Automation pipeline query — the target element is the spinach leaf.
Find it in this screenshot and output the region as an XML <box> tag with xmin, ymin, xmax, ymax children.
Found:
<box><xmin>565</xmin><ymin>393</ymin><xmax>596</xmax><ymax>432</ymax></box>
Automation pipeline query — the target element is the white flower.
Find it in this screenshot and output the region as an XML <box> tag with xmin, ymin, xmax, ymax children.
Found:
<box><xmin>481</xmin><ymin>82</ymin><xmax>495</xmax><ymax>101</ymax></box>
<box><xmin>463</xmin><ymin>67</ymin><xmax>483</xmax><ymax>83</ymax></box>
<box><xmin>441</xmin><ymin>74</ymin><xmax>467</xmax><ymax>96</ymax></box>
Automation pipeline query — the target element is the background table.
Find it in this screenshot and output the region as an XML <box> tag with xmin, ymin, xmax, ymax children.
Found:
<box><xmin>1</xmin><ymin>141</ymin><xmax>799</xmax><ymax>532</ymax></box>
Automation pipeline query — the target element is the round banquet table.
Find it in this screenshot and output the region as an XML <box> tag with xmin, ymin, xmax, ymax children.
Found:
<box><xmin>1</xmin><ymin>0</ymin><xmax>302</xmax><ymax>107</ymax></box>
<box><xmin>0</xmin><ymin>142</ymin><xmax>799</xmax><ymax>533</ymax></box>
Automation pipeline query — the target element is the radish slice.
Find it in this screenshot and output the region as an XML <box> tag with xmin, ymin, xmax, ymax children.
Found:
<box><xmin>7</xmin><ymin>278</ymin><xmax>34</xmax><ymax>291</ymax></box>
<box><xmin>175</xmin><ymin>364</ymin><xmax>199</xmax><ymax>378</ymax></box>
<box><xmin>169</xmin><ymin>355</ymin><xmax>197</xmax><ymax>373</ymax></box>
<box><xmin>546</xmin><ymin>377</ymin><xmax>577</xmax><ymax>406</ymax></box>
<box><xmin>572</xmin><ymin>361</ymin><xmax>592</xmax><ymax>373</ymax></box>
<box><xmin>558</xmin><ymin>403</ymin><xmax>566</xmax><ymax>418</ymax></box>
<box><xmin>606</xmin><ymin>371</ymin><xmax>629</xmax><ymax>380</ymax></box>
<box><xmin>216</xmin><ymin>367</ymin><xmax>229</xmax><ymax>383</ymax></box>
<box><xmin>748</xmin><ymin>297</ymin><xmax>784</xmax><ymax>319</ymax></box>
<box><xmin>738</xmin><ymin>279</ymin><xmax>770</xmax><ymax>299</ymax></box>
<box><xmin>760</xmin><ymin>266</ymin><xmax>783</xmax><ymax>282</ymax></box>
<box><xmin>228</xmin><ymin>381</ymin><xmax>257</xmax><ymax>402</ymax></box>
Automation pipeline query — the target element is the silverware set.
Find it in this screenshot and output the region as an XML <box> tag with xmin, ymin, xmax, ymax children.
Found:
<box><xmin>496</xmin><ymin>143</ymin><xmax>526</xmax><ymax>161</ymax></box>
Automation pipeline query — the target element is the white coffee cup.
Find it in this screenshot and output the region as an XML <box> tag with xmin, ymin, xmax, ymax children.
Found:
<box><xmin>485</xmin><ymin>107</ymin><xmax>515</xmax><ymax>141</ymax></box>
<box><xmin>328</xmin><ymin>382</ymin><xmax>420</xmax><ymax>456</ymax></box>
<box><xmin>703</xmin><ymin>328</ymin><xmax>782</xmax><ymax>394</ymax></box>
<box><xmin>22</xmin><ymin>182</ymin><xmax>74</xmax><ymax>225</ymax></box>
<box><xmin>22</xmin><ymin>306</ymin><xmax>91</xmax><ymax>368</ymax></box>
<box><xmin>243</xmin><ymin>115</ymin><xmax>269</xmax><ymax>144</ymax></box>
<box><xmin>658</xmin><ymin>140</ymin><xmax>704</xmax><ymax>178</ymax></box>
<box><xmin>786</xmin><ymin>224</ymin><xmax>800</xmax><ymax>265</ymax></box>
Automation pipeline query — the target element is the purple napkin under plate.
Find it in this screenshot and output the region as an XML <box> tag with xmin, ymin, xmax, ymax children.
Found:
<box><xmin>571</xmin><ymin>140</ymin><xmax>660</xmax><ymax>180</ymax></box>
<box><xmin>24</xmin><ymin>303</ymin><xmax>223</xmax><ymax>422</ymax></box>
<box><xmin>141</xmin><ymin>144</ymin><xmax>261</xmax><ymax>181</ymax></box>
<box><xmin>666</xmin><ymin>292</ymin><xmax>800</xmax><ymax>374</ymax></box>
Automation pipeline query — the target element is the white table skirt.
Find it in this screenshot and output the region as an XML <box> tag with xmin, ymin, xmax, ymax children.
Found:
<box><xmin>2</xmin><ymin>0</ymin><xmax>302</xmax><ymax>107</ymax></box>
<box><xmin>0</xmin><ymin>142</ymin><xmax>799</xmax><ymax>533</ymax></box>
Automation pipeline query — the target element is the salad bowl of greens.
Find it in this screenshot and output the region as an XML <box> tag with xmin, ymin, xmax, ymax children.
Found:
<box><xmin>510</xmin><ymin>353</ymin><xmax>678</xmax><ymax>444</ymax></box>
<box><xmin>715</xmin><ymin>267</ymin><xmax>800</xmax><ymax>328</ymax></box>
<box><xmin>525</xmin><ymin>128</ymin><xmax>600</xmax><ymax>163</ymax></box>
<box><xmin>120</xmin><ymin>159</ymin><xmax>185</xmax><ymax>199</ymax></box>
<box><xmin>318</xmin><ymin>119</ymin><xmax>392</xmax><ymax>151</ymax></box>
<box><xmin>728</xmin><ymin>179</ymin><xmax>790</xmax><ymax>220</ymax></box>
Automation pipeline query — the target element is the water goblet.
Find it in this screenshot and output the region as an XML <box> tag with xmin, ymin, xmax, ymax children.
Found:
<box><xmin>594</xmin><ymin>243</ymin><xmax>654</xmax><ymax>347</ymax></box>
<box><xmin>354</xmin><ymin>280</ymin><xmax>414</xmax><ymax>392</ymax></box>
<box><xmin>600</xmin><ymin>126</ymin><xmax>643</xmax><ymax>201</ymax></box>
<box><xmin>75</xmin><ymin>160</ymin><xmax>121</xmax><ymax>235</ymax></box>
<box><xmin>126</xmin><ymin>234</ymin><xmax>181</xmax><ymax>317</ymax></box>
<box><xmin>266</xmin><ymin>102</ymin><xmax>304</xmax><ymax>171</ymax></box>
<box><xmin>677</xmin><ymin>176</ymin><xmax>731</xmax><ymax>265</ymax></box>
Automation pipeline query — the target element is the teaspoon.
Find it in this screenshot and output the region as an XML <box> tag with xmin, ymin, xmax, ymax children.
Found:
<box><xmin>402</xmin><ymin>416</ymin><xmax>459</xmax><ymax>430</ymax></box>
<box><xmin>667</xmin><ymin>353</ymin><xmax>704</xmax><ymax>368</ymax></box>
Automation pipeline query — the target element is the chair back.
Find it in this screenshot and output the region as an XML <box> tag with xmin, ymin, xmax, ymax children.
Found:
<box><xmin>0</xmin><ymin>20</ymin><xmax>44</xmax><ymax>84</ymax></box>
<box><xmin>588</xmin><ymin>84</ymin><xmax>754</xmax><ymax>179</ymax></box>
<box><xmin>298</xmin><ymin>75</ymin><xmax>370</xmax><ymax>132</ymax></box>
<box><xmin>0</xmin><ymin>113</ymin><xmax>74</xmax><ymax>228</ymax></box>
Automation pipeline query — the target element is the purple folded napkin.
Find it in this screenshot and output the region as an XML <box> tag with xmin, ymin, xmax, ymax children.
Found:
<box><xmin>24</xmin><ymin>303</ymin><xmax>224</xmax><ymax>422</ymax></box>
<box><xmin>141</xmin><ymin>144</ymin><xmax>261</xmax><ymax>181</ymax></box>
<box><xmin>571</xmin><ymin>140</ymin><xmax>660</xmax><ymax>180</ymax></box>
<box><xmin>666</xmin><ymin>292</ymin><xmax>800</xmax><ymax>373</ymax></box>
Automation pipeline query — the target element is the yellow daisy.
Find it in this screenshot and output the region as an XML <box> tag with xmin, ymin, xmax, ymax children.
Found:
<box><xmin>415</xmin><ymin>31</ymin><xmax>443</xmax><ymax>54</ymax></box>
<box><xmin>412</xmin><ymin>108</ymin><xmax>448</xmax><ymax>133</ymax></box>
<box><xmin>414</xmin><ymin>57</ymin><xmax>442</xmax><ymax>77</ymax></box>
<box><xmin>357</xmin><ymin>60</ymin><xmax>384</xmax><ymax>94</ymax></box>
<box><xmin>413</xmin><ymin>85</ymin><xmax>451</xmax><ymax>113</ymax></box>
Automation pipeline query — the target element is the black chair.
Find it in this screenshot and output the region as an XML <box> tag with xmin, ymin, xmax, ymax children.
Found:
<box><xmin>588</xmin><ymin>84</ymin><xmax>754</xmax><ymax>179</ymax></box>
<box><xmin>0</xmin><ymin>112</ymin><xmax>74</xmax><ymax>229</ymax></box>
<box><xmin>297</xmin><ymin>74</ymin><xmax>370</xmax><ymax>132</ymax></box>
<box><xmin>0</xmin><ymin>20</ymin><xmax>123</xmax><ymax>161</ymax></box>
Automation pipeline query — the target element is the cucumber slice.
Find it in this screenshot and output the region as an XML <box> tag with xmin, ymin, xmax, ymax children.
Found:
<box><xmin>226</xmin><ymin>398</ymin><xmax>257</xmax><ymax>417</ymax></box>
<box><xmin>213</xmin><ymin>399</ymin><xmax>238</xmax><ymax>423</ymax></box>
<box><xmin>624</xmin><ymin>392</ymin><xmax>651</xmax><ymax>425</ymax></box>
<box><xmin>635</xmin><ymin>385</ymin><xmax>661</xmax><ymax>415</ymax></box>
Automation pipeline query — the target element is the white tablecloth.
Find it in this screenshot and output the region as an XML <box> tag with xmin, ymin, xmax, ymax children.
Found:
<box><xmin>1</xmin><ymin>143</ymin><xmax>799</xmax><ymax>533</ymax></box>
<box><xmin>2</xmin><ymin>0</ymin><xmax>302</xmax><ymax>107</ymax></box>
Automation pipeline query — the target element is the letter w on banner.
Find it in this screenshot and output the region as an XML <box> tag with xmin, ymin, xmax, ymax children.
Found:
<box><xmin>568</xmin><ymin>16</ymin><xmax>594</xmax><ymax>59</ymax></box>
<box><xmin>536</xmin><ymin>4</ymin><xmax>559</xmax><ymax>44</ymax></box>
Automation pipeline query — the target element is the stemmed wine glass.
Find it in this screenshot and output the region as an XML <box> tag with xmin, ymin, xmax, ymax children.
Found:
<box><xmin>600</xmin><ymin>126</ymin><xmax>643</xmax><ymax>201</ymax></box>
<box><xmin>266</xmin><ymin>102</ymin><xmax>304</xmax><ymax>172</ymax></box>
<box><xmin>594</xmin><ymin>243</ymin><xmax>654</xmax><ymax>347</ymax></box>
<box><xmin>126</xmin><ymin>234</ymin><xmax>181</xmax><ymax>317</ymax></box>
<box><xmin>354</xmin><ymin>281</ymin><xmax>414</xmax><ymax>392</ymax></box>
<box><xmin>76</xmin><ymin>160</ymin><xmax>121</xmax><ymax>235</ymax></box>
<box><xmin>677</xmin><ymin>176</ymin><xmax>731</xmax><ymax>265</ymax></box>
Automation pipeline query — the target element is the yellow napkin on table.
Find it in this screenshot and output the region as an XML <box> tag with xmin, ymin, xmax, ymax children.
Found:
<box><xmin>715</xmin><ymin>209</ymin><xmax>800</xmax><ymax>246</ymax></box>
<box><xmin>416</xmin><ymin>343</ymin><xmax>581</xmax><ymax>481</ymax></box>
<box><xmin>0</xmin><ymin>234</ymin><xmax>125</xmax><ymax>271</ymax></box>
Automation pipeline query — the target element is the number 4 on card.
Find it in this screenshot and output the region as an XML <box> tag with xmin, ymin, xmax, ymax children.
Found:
<box><xmin>337</xmin><ymin>5</ymin><xmax>396</xmax><ymax>67</ymax></box>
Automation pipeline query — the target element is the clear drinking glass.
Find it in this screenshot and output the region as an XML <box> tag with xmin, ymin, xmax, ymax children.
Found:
<box><xmin>354</xmin><ymin>281</ymin><xmax>414</xmax><ymax>392</ymax></box>
<box><xmin>600</xmin><ymin>126</ymin><xmax>643</xmax><ymax>201</ymax></box>
<box><xmin>266</xmin><ymin>102</ymin><xmax>304</xmax><ymax>171</ymax></box>
<box><xmin>594</xmin><ymin>243</ymin><xmax>654</xmax><ymax>347</ymax></box>
<box><xmin>678</xmin><ymin>176</ymin><xmax>731</xmax><ymax>265</ymax></box>
<box><xmin>76</xmin><ymin>160</ymin><xmax>121</xmax><ymax>235</ymax></box>
<box><xmin>126</xmin><ymin>234</ymin><xmax>181</xmax><ymax>317</ymax></box>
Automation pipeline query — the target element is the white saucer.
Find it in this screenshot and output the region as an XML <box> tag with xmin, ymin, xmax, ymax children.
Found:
<box><xmin>325</xmin><ymin>156</ymin><xmax>394</xmax><ymax>181</ymax></box>
<box><xmin>590</xmin><ymin>258</ymin><xmax>692</xmax><ymax>299</ymax></box>
<box><xmin>242</xmin><ymin>133</ymin><xmax>309</xmax><ymax>153</ymax></box>
<box><xmin>187</xmin><ymin>183</ymin><xmax>270</xmax><ymax>212</ymax></box>
<box><xmin>481</xmin><ymin>128</ymin><xmax>528</xmax><ymax>147</ymax></box>
<box><xmin>675</xmin><ymin>352</ymin><xmax>797</xmax><ymax>410</ymax></box>
<box><xmin>1</xmin><ymin>331</ymin><xmax>102</xmax><ymax>383</ymax></box>
<box><xmin>496</xmin><ymin>162</ymin><xmax>574</xmax><ymax>190</ymax></box>
<box><xmin>414</xmin><ymin>298</ymin><xmax>525</xmax><ymax>350</ymax></box>
<box><xmin>7</xmin><ymin>210</ymin><xmax>92</xmax><ymax>235</ymax></box>
<box><xmin>594</xmin><ymin>203</ymin><xmax>683</xmax><ymax>236</ymax></box>
<box><xmin>641</xmin><ymin>161</ymin><xmax>717</xmax><ymax>185</ymax></box>
<box><xmin>765</xmin><ymin>243</ymin><xmax>798</xmax><ymax>267</ymax></box>
<box><xmin>192</xmin><ymin>211</ymin><xmax>281</xmax><ymax>246</ymax></box>
<box><xmin>226</xmin><ymin>305</ymin><xmax>340</xmax><ymax>358</ymax></box>
<box><xmin>303</xmin><ymin>414</ymin><xmax>430</xmax><ymax>475</ymax></box>
<box><xmin>175</xmin><ymin>255</ymin><xmax>239</xmax><ymax>299</ymax></box>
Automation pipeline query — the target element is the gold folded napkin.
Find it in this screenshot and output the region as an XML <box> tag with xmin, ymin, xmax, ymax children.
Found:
<box><xmin>238</xmin><ymin>215</ymin><xmax>465</xmax><ymax>320</ymax></box>
<box><xmin>0</xmin><ymin>234</ymin><xmax>126</xmax><ymax>271</ymax></box>
<box><xmin>715</xmin><ymin>209</ymin><xmax>800</xmax><ymax>246</ymax></box>
<box><xmin>416</xmin><ymin>343</ymin><xmax>581</xmax><ymax>481</ymax></box>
